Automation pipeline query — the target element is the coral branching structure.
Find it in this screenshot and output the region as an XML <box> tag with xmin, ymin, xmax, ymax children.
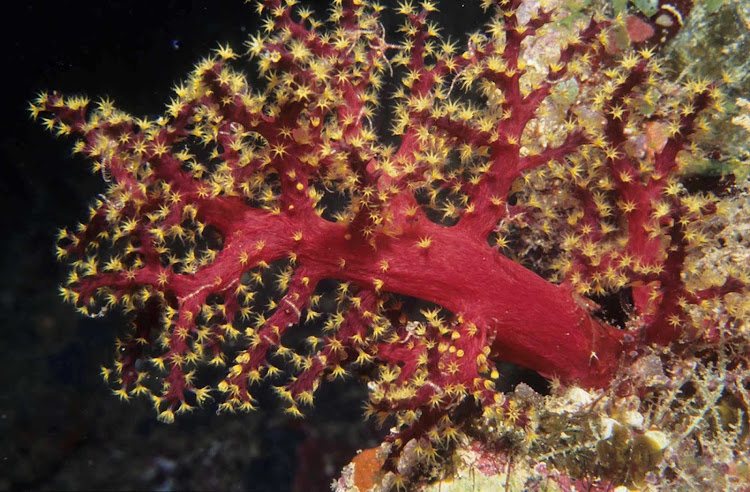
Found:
<box><xmin>32</xmin><ymin>0</ymin><xmax>749</xmax><ymax>486</ymax></box>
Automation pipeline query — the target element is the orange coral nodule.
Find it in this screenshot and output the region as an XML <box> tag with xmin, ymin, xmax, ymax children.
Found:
<box><xmin>351</xmin><ymin>447</ymin><xmax>385</xmax><ymax>492</ymax></box>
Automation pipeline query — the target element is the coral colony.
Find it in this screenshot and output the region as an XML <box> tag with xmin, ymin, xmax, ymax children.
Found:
<box><xmin>32</xmin><ymin>0</ymin><xmax>750</xmax><ymax>488</ymax></box>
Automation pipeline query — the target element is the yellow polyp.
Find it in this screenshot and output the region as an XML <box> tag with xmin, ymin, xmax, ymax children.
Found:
<box><xmin>157</xmin><ymin>409</ymin><xmax>175</xmax><ymax>424</ymax></box>
<box><xmin>417</xmin><ymin>236</ymin><xmax>432</xmax><ymax>249</ymax></box>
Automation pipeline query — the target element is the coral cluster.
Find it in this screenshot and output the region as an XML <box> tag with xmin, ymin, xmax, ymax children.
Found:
<box><xmin>31</xmin><ymin>0</ymin><xmax>749</xmax><ymax>488</ymax></box>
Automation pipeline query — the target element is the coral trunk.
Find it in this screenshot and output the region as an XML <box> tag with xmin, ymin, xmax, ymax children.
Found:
<box><xmin>298</xmin><ymin>215</ymin><xmax>626</xmax><ymax>388</ymax></box>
